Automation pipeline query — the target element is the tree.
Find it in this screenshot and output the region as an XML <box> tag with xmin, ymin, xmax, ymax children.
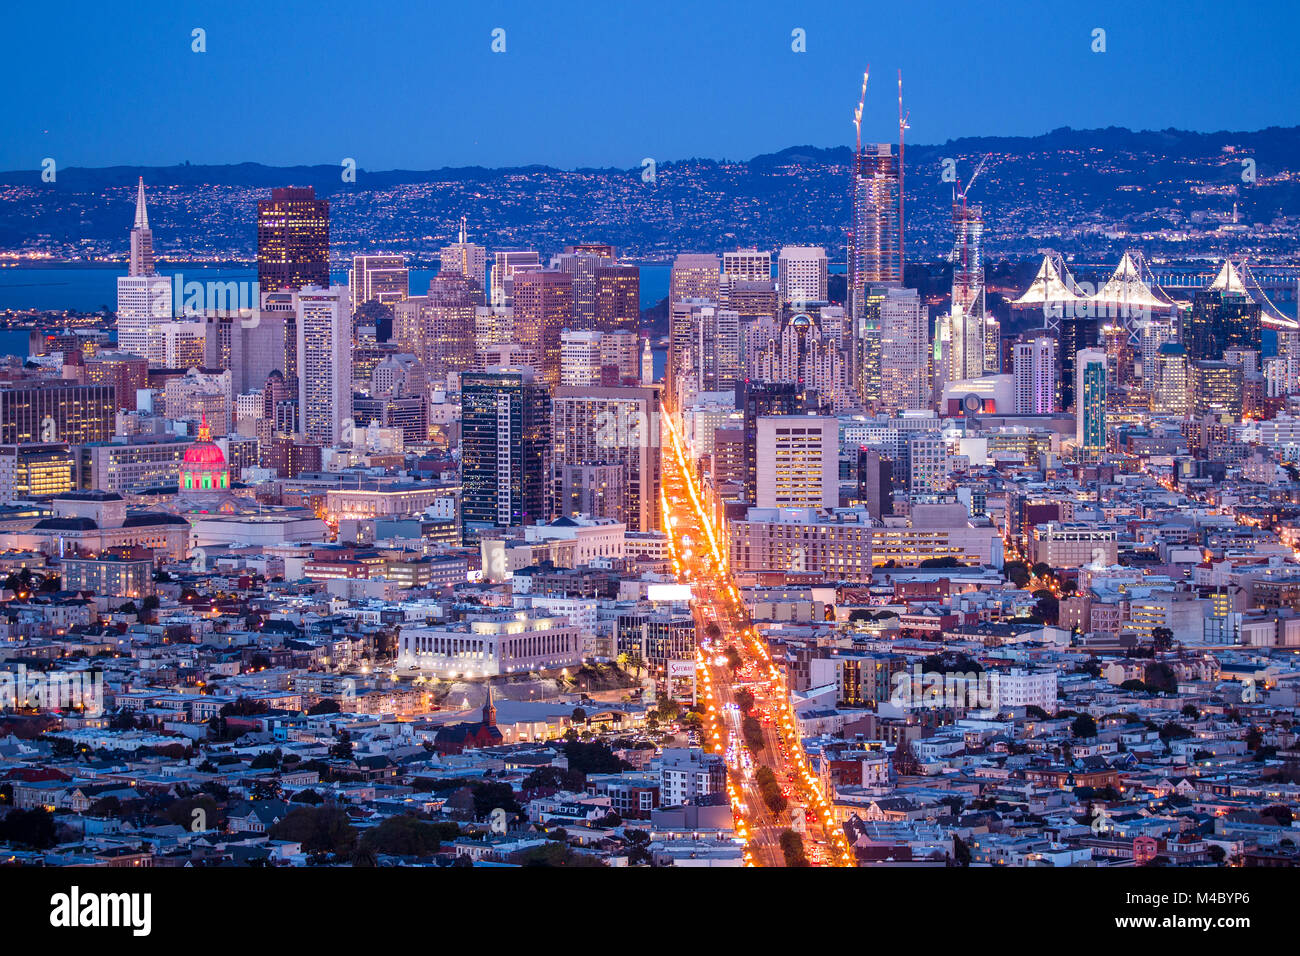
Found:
<box><xmin>564</xmin><ymin>739</ymin><xmax>630</xmax><ymax>776</ymax></box>
<box><xmin>742</xmin><ymin>716</ymin><xmax>766</xmax><ymax>752</ymax></box>
<box><xmin>1003</xmin><ymin>561</ymin><xmax>1031</xmax><ymax>589</ymax></box>
<box><xmin>0</xmin><ymin>808</ymin><xmax>58</xmax><ymax>849</ymax></box>
<box><xmin>1152</xmin><ymin>626</ymin><xmax>1175</xmax><ymax>652</ymax></box>
<box><xmin>779</xmin><ymin>829</ymin><xmax>810</xmax><ymax>866</ymax></box>
<box><xmin>471</xmin><ymin>781</ymin><xmax>520</xmax><ymax>819</ymax></box>
<box><xmin>1144</xmin><ymin>662</ymin><xmax>1178</xmax><ymax>694</ymax></box>
<box><xmin>734</xmin><ymin>689</ymin><xmax>756</xmax><ymax>714</ymax></box>
<box><xmin>571</xmin><ymin>707</ymin><xmax>588</xmax><ymax>726</ymax></box>
<box><xmin>268</xmin><ymin>806</ymin><xmax>357</xmax><ymax>856</ymax></box>
<box><xmin>724</xmin><ymin>645</ymin><xmax>743</xmax><ymax>675</ymax></box>
<box><xmin>329</xmin><ymin>731</ymin><xmax>354</xmax><ymax>761</ymax></box>
<box><xmin>1071</xmin><ymin>714</ymin><xmax>1098</xmax><ymax>739</ymax></box>
<box><xmin>360</xmin><ymin>815</ymin><xmax>446</xmax><ymax>857</ymax></box>
<box><xmin>1181</xmin><ymin>704</ymin><xmax>1200</xmax><ymax>720</ymax></box>
<box><xmin>250</xmin><ymin>748</ymin><xmax>283</xmax><ymax>770</ymax></box>
<box><xmin>308</xmin><ymin>700</ymin><xmax>341</xmax><ymax>716</ymax></box>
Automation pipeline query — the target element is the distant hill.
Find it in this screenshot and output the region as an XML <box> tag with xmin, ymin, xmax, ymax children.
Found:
<box><xmin>3</xmin><ymin>126</ymin><xmax>1298</xmax><ymax>262</ymax></box>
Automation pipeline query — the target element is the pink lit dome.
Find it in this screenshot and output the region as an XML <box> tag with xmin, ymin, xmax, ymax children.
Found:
<box><xmin>180</xmin><ymin>414</ymin><xmax>229</xmax><ymax>492</ymax></box>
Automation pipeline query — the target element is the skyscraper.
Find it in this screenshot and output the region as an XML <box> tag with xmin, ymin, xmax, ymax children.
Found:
<box><xmin>440</xmin><ymin>219</ymin><xmax>488</xmax><ymax>304</ymax></box>
<box><xmin>1075</xmin><ymin>349</ymin><xmax>1107</xmax><ymax>460</ymax></box>
<box><xmin>349</xmin><ymin>254</ymin><xmax>409</xmax><ymax>312</ymax></box>
<box><xmin>1013</xmin><ymin>337</ymin><xmax>1057</xmax><ymax>414</ymax></box>
<box><xmin>460</xmin><ymin>370</ymin><xmax>552</xmax><ymax>543</ymax></box>
<box><xmin>777</xmin><ymin>246</ymin><xmax>829</xmax><ymax>306</ymax></box>
<box><xmin>670</xmin><ymin>254</ymin><xmax>721</xmax><ymax>303</ymax></box>
<box><xmin>736</xmin><ymin>381</ymin><xmax>822</xmax><ymax>505</ymax></box>
<box><xmin>878</xmin><ymin>287</ymin><xmax>931</xmax><ymax>412</ymax></box>
<box><xmin>668</xmin><ymin>255</ymin><xmax>721</xmax><ymax>400</ymax></box>
<box><xmin>512</xmin><ymin>270</ymin><xmax>574</xmax><ymax>388</ymax></box>
<box><xmin>692</xmin><ymin>307</ymin><xmax>742</xmax><ymax>393</ymax></box>
<box><xmin>553</xmin><ymin>245</ymin><xmax>615</xmax><ymax>329</ymax></box>
<box><xmin>1186</xmin><ymin>264</ymin><xmax>1262</xmax><ymax>362</ymax></box>
<box><xmin>551</xmin><ymin>385</ymin><xmax>662</xmax><ymax>532</ymax></box>
<box><xmin>257</xmin><ymin>187</ymin><xmax>330</xmax><ymax>292</ymax></box>
<box><xmin>295</xmin><ymin>286</ymin><xmax>352</xmax><ymax>445</ymax></box>
<box><xmin>259</xmin><ymin>187</ymin><xmax>329</xmax><ymax>391</ymax></box>
<box><xmin>950</xmin><ymin>202</ymin><xmax>984</xmax><ymax>315</ymax></box>
<box><xmin>1149</xmin><ymin>342</ymin><xmax>1189</xmax><ymax>417</ymax></box>
<box><xmin>593</xmin><ymin>264</ymin><xmax>640</xmax><ymax>333</ymax></box>
<box><xmin>490</xmin><ymin>250</ymin><xmax>542</xmax><ymax>307</ymax></box>
<box><xmin>755</xmin><ymin>415</ymin><xmax>838</xmax><ymax>509</ymax></box>
<box><xmin>116</xmin><ymin>178</ymin><xmax>173</xmax><ymax>366</ymax></box>
<box><xmin>849</xmin><ymin>145</ymin><xmax>902</xmax><ymax>403</ymax></box>
<box><xmin>393</xmin><ymin>274</ymin><xmax>476</xmax><ymax>383</ymax></box>
<box><xmin>722</xmin><ymin>249</ymin><xmax>772</xmax><ymax>285</ymax></box>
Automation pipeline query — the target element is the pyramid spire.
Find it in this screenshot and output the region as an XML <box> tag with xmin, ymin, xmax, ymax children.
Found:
<box><xmin>484</xmin><ymin>684</ymin><xmax>497</xmax><ymax>727</ymax></box>
<box><xmin>197</xmin><ymin>412</ymin><xmax>212</xmax><ymax>443</ymax></box>
<box><xmin>134</xmin><ymin>177</ymin><xmax>150</xmax><ymax>231</ymax></box>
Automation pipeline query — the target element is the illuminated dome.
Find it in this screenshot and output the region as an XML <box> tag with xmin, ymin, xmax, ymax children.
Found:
<box><xmin>179</xmin><ymin>415</ymin><xmax>229</xmax><ymax>493</ymax></box>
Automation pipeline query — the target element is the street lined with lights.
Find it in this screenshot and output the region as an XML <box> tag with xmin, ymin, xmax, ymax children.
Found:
<box><xmin>661</xmin><ymin>406</ymin><xmax>856</xmax><ymax>867</ymax></box>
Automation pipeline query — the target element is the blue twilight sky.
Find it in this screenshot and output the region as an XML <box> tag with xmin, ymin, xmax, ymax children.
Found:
<box><xmin>2</xmin><ymin>0</ymin><xmax>1297</xmax><ymax>173</ymax></box>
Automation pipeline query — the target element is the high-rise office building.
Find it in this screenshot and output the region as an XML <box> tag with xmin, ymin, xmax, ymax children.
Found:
<box><xmin>295</xmin><ymin>286</ymin><xmax>352</xmax><ymax>445</ymax></box>
<box><xmin>349</xmin><ymin>255</ymin><xmax>409</xmax><ymax>312</ymax></box>
<box><xmin>693</xmin><ymin>307</ymin><xmax>742</xmax><ymax>393</ymax></box>
<box><xmin>670</xmin><ymin>254</ymin><xmax>721</xmax><ymax>303</ymax></box>
<box><xmin>878</xmin><ymin>287</ymin><xmax>930</xmax><ymax>412</ymax></box>
<box><xmin>1150</xmin><ymin>342</ymin><xmax>1190</xmax><ymax>416</ymax></box>
<box><xmin>257</xmin><ymin>187</ymin><xmax>330</xmax><ymax>292</ymax></box>
<box><xmin>551</xmin><ymin>385</ymin><xmax>662</xmax><ymax>533</ymax></box>
<box><xmin>490</xmin><ymin>250</ymin><xmax>542</xmax><ymax>307</ymax></box>
<box><xmin>856</xmin><ymin>447</ymin><xmax>894</xmax><ymax>518</ymax></box>
<box><xmin>460</xmin><ymin>370</ymin><xmax>552</xmax><ymax>542</ymax></box>
<box><xmin>441</xmin><ymin>220</ymin><xmax>488</xmax><ymax>304</ymax></box>
<box><xmin>393</xmin><ymin>274</ymin><xmax>476</xmax><ymax>382</ymax></box>
<box><xmin>723</xmin><ymin>249</ymin><xmax>772</xmax><ymax>285</ymax></box>
<box><xmin>259</xmin><ymin>187</ymin><xmax>329</xmax><ymax>390</ymax></box>
<box><xmin>593</xmin><ymin>264</ymin><xmax>639</xmax><ymax>333</ymax></box>
<box><xmin>84</xmin><ymin>351</ymin><xmax>149</xmax><ymax>412</ymax></box>
<box><xmin>512</xmin><ymin>270</ymin><xmax>574</xmax><ymax>388</ymax></box>
<box><xmin>736</xmin><ymin>381</ymin><xmax>822</xmax><ymax>504</ymax></box>
<box><xmin>1075</xmin><ymin>349</ymin><xmax>1107</xmax><ymax>460</ymax></box>
<box><xmin>560</xmin><ymin>331</ymin><xmax>606</xmax><ymax>387</ymax></box>
<box><xmin>950</xmin><ymin>202</ymin><xmax>983</xmax><ymax>314</ymax></box>
<box><xmin>553</xmin><ymin>246</ymin><xmax>615</xmax><ymax>330</ymax></box>
<box><xmin>1187</xmin><ymin>267</ymin><xmax>1262</xmax><ymax>362</ymax></box>
<box><xmin>668</xmin><ymin>255</ymin><xmax>721</xmax><ymax>398</ymax></box>
<box><xmin>1013</xmin><ymin>337</ymin><xmax>1056</xmax><ymax>414</ymax></box>
<box><xmin>0</xmin><ymin>382</ymin><xmax>115</xmax><ymax>445</ymax></box>
<box><xmin>755</xmin><ymin>416</ymin><xmax>838</xmax><ymax>510</ymax></box>
<box><xmin>849</xmin><ymin>144</ymin><xmax>902</xmax><ymax>402</ymax></box>
<box><xmin>116</xmin><ymin>179</ymin><xmax>173</xmax><ymax>366</ymax></box>
<box><xmin>853</xmin><ymin>284</ymin><xmax>890</xmax><ymax>405</ymax></box>
<box><xmin>1058</xmin><ymin>314</ymin><xmax>1100</xmax><ymax>410</ymax></box>
<box><xmin>777</xmin><ymin>246</ymin><xmax>829</xmax><ymax>306</ymax></box>
<box><xmin>1192</xmin><ymin>360</ymin><xmax>1243</xmax><ymax>421</ymax></box>
<box><xmin>849</xmin><ymin>145</ymin><xmax>902</xmax><ymax>288</ymax></box>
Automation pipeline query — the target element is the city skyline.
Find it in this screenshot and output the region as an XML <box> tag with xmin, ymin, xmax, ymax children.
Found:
<box><xmin>2</xmin><ymin>3</ymin><xmax>1299</xmax><ymax>900</ymax></box>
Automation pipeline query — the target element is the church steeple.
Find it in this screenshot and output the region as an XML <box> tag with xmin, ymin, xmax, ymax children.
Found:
<box><xmin>484</xmin><ymin>684</ymin><xmax>497</xmax><ymax>728</ymax></box>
